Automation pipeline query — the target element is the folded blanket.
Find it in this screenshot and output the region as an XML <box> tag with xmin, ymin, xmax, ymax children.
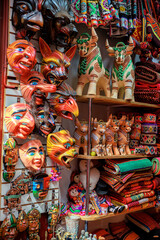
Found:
<box><xmin>126</xmin><ymin>196</ymin><xmax>156</xmax><ymax>209</ymax></box>
<box><xmin>104</xmin><ymin>158</ymin><xmax>152</xmax><ymax>175</ymax></box>
<box><xmin>152</xmin><ymin>176</ymin><xmax>160</xmax><ymax>189</ymax></box>
<box><xmin>152</xmin><ymin>157</ymin><xmax>160</xmax><ymax>175</ymax></box>
<box><xmin>135</xmin><ymin>66</ymin><xmax>160</xmax><ymax>83</ymax></box>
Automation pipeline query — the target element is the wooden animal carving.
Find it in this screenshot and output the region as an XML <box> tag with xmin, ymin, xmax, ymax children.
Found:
<box><xmin>118</xmin><ymin>116</ymin><xmax>134</xmax><ymax>155</ymax></box>
<box><xmin>105</xmin><ymin>115</ymin><xmax>125</xmax><ymax>156</ymax></box>
<box><xmin>74</xmin><ymin>118</ymin><xmax>88</xmax><ymax>155</ymax></box>
<box><xmin>91</xmin><ymin>119</ymin><xmax>106</xmax><ymax>156</ymax></box>
<box><xmin>76</xmin><ymin>28</ymin><xmax>110</xmax><ymax>96</ymax></box>
<box><xmin>105</xmin><ymin>37</ymin><xmax>135</xmax><ymax>100</ymax></box>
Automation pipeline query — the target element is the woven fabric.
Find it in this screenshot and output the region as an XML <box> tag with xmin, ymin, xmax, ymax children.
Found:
<box><xmin>140</xmin><ymin>134</ymin><xmax>157</xmax><ymax>145</ymax></box>
<box><xmin>141</xmin><ymin>123</ymin><xmax>158</xmax><ymax>134</ymax></box>
<box><xmin>152</xmin><ymin>157</ymin><xmax>160</xmax><ymax>175</ymax></box>
<box><xmin>152</xmin><ymin>176</ymin><xmax>160</xmax><ymax>189</ymax></box>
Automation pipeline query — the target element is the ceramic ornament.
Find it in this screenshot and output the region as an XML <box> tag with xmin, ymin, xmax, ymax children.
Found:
<box><xmin>76</xmin><ymin>27</ymin><xmax>110</xmax><ymax>96</ymax></box>
<box><xmin>0</xmin><ymin>213</ymin><xmax>18</xmax><ymax>240</ymax></box>
<box><xmin>74</xmin><ymin>118</ymin><xmax>88</xmax><ymax>155</ymax></box>
<box><xmin>105</xmin><ymin>36</ymin><xmax>135</xmax><ymax>100</ymax></box>
<box><xmin>32</xmin><ymin>173</ymin><xmax>50</xmax><ymax>200</ymax></box>
<box><xmin>5</xmin><ymin>103</ymin><xmax>35</xmax><ymax>139</ymax></box>
<box><xmin>47</xmin><ymin>130</ymin><xmax>78</xmax><ymax>168</ymax></box>
<box><xmin>17</xmin><ymin>210</ymin><xmax>29</xmax><ymax>232</ymax></box>
<box><xmin>27</xmin><ymin>208</ymin><xmax>41</xmax><ymax>240</ymax></box>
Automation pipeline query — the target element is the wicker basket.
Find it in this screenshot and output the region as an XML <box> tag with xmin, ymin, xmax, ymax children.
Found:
<box><xmin>134</xmin><ymin>89</ymin><xmax>160</xmax><ymax>104</ymax></box>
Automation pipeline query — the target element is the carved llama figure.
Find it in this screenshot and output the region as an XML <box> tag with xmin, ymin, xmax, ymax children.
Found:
<box><xmin>76</xmin><ymin>28</ymin><xmax>110</xmax><ymax>96</ymax></box>
<box><xmin>105</xmin><ymin>37</ymin><xmax>135</xmax><ymax>100</ymax></box>
<box><xmin>74</xmin><ymin>118</ymin><xmax>88</xmax><ymax>155</ymax></box>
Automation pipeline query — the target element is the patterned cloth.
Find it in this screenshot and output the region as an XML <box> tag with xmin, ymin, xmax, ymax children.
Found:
<box><xmin>152</xmin><ymin>157</ymin><xmax>160</xmax><ymax>175</ymax></box>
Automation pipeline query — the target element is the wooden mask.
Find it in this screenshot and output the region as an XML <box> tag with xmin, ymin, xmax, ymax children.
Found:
<box><xmin>1</xmin><ymin>213</ymin><xmax>18</xmax><ymax>240</ymax></box>
<box><xmin>4</xmin><ymin>187</ymin><xmax>21</xmax><ymax>210</ymax></box>
<box><xmin>12</xmin><ymin>173</ymin><xmax>32</xmax><ymax>195</ymax></box>
<box><xmin>17</xmin><ymin>210</ymin><xmax>29</xmax><ymax>232</ymax></box>
<box><xmin>5</xmin><ymin>103</ymin><xmax>35</xmax><ymax>139</ymax></box>
<box><xmin>33</xmin><ymin>173</ymin><xmax>50</xmax><ymax>200</ymax></box>
<box><xmin>27</xmin><ymin>208</ymin><xmax>41</xmax><ymax>240</ymax></box>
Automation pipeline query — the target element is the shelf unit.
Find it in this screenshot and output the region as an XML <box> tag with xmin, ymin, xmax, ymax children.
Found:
<box><xmin>77</xmin><ymin>154</ymin><xmax>157</xmax><ymax>160</ymax></box>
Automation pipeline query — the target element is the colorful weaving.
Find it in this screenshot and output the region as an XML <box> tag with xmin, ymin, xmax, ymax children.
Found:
<box><xmin>140</xmin><ymin>134</ymin><xmax>156</xmax><ymax>145</ymax></box>
<box><xmin>143</xmin><ymin>114</ymin><xmax>156</xmax><ymax>123</ymax></box>
<box><xmin>152</xmin><ymin>157</ymin><xmax>160</xmax><ymax>175</ymax></box>
<box><xmin>144</xmin><ymin>145</ymin><xmax>157</xmax><ymax>155</ymax></box>
<box><xmin>152</xmin><ymin>176</ymin><xmax>160</xmax><ymax>189</ymax></box>
<box><xmin>141</xmin><ymin>123</ymin><xmax>158</xmax><ymax>134</ymax></box>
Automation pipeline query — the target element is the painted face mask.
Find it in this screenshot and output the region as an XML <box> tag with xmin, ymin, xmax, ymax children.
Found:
<box><xmin>19</xmin><ymin>139</ymin><xmax>45</xmax><ymax>172</ymax></box>
<box><xmin>1</xmin><ymin>213</ymin><xmax>18</xmax><ymax>240</ymax></box>
<box><xmin>27</xmin><ymin>208</ymin><xmax>41</xmax><ymax>240</ymax></box>
<box><xmin>20</xmin><ymin>71</ymin><xmax>56</xmax><ymax>105</ymax></box>
<box><xmin>17</xmin><ymin>210</ymin><xmax>28</xmax><ymax>232</ymax></box>
<box><xmin>33</xmin><ymin>173</ymin><xmax>50</xmax><ymax>200</ymax></box>
<box><xmin>12</xmin><ymin>0</ymin><xmax>44</xmax><ymax>39</ymax></box>
<box><xmin>7</xmin><ymin>40</ymin><xmax>37</xmax><ymax>76</ymax></box>
<box><xmin>47</xmin><ymin>130</ymin><xmax>78</xmax><ymax>168</ymax></box>
<box><xmin>4</xmin><ymin>187</ymin><xmax>21</xmax><ymax>210</ymax></box>
<box><xmin>5</xmin><ymin>103</ymin><xmax>35</xmax><ymax>139</ymax></box>
<box><xmin>12</xmin><ymin>173</ymin><xmax>32</xmax><ymax>195</ymax></box>
<box><xmin>49</xmin><ymin>82</ymin><xmax>79</xmax><ymax>120</ymax></box>
<box><xmin>3</xmin><ymin>138</ymin><xmax>18</xmax><ymax>182</ymax></box>
<box><xmin>39</xmin><ymin>37</ymin><xmax>77</xmax><ymax>86</ymax></box>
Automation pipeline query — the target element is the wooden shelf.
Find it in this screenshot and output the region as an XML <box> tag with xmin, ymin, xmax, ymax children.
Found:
<box><xmin>76</xmin><ymin>95</ymin><xmax>160</xmax><ymax>109</ymax></box>
<box><xmin>77</xmin><ymin>154</ymin><xmax>155</xmax><ymax>160</ymax></box>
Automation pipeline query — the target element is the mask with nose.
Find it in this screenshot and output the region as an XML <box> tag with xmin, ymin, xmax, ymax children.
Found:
<box><xmin>33</xmin><ymin>173</ymin><xmax>50</xmax><ymax>200</ymax></box>
<box><xmin>0</xmin><ymin>213</ymin><xmax>18</xmax><ymax>240</ymax></box>
<box><xmin>80</xmin><ymin>167</ymin><xmax>100</xmax><ymax>191</ymax></box>
<box><xmin>17</xmin><ymin>210</ymin><xmax>28</xmax><ymax>232</ymax></box>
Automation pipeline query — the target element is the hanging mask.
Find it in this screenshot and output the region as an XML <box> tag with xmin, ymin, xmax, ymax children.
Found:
<box><xmin>19</xmin><ymin>139</ymin><xmax>45</xmax><ymax>172</ymax></box>
<box><xmin>20</xmin><ymin>71</ymin><xmax>56</xmax><ymax>105</ymax></box>
<box><xmin>4</xmin><ymin>187</ymin><xmax>21</xmax><ymax>210</ymax></box>
<box><xmin>17</xmin><ymin>210</ymin><xmax>28</xmax><ymax>232</ymax></box>
<box><xmin>12</xmin><ymin>173</ymin><xmax>32</xmax><ymax>195</ymax></box>
<box><xmin>49</xmin><ymin>82</ymin><xmax>79</xmax><ymax>120</ymax></box>
<box><xmin>39</xmin><ymin>37</ymin><xmax>77</xmax><ymax>86</ymax></box>
<box><xmin>5</xmin><ymin>103</ymin><xmax>35</xmax><ymax>139</ymax></box>
<box><xmin>48</xmin><ymin>204</ymin><xmax>59</xmax><ymax>236</ymax></box>
<box><xmin>3</xmin><ymin>138</ymin><xmax>18</xmax><ymax>182</ymax></box>
<box><xmin>12</xmin><ymin>0</ymin><xmax>44</xmax><ymax>40</ymax></box>
<box><xmin>0</xmin><ymin>213</ymin><xmax>18</xmax><ymax>240</ymax></box>
<box><xmin>33</xmin><ymin>173</ymin><xmax>50</xmax><ymax>200</ymax></box>
<box><xmin>7</xmin><ymin>40</ymin><xmax>37</xmax><ymax>76</ymax></box>
<box><xmin>47</xmin><ymin>130</ymin><xmax>78</xmax><ymax>168</ymax></box>
<box><xmin>27</xmin><ymin>208</ymin><xmax>41</xmax><ymax>240</ymax></box>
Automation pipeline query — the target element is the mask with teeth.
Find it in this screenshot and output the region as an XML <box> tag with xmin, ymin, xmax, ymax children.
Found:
<box><xmin>33</xmin><ymin>173</ymin><xmax>50</xmax><ymax>200</ymax></box>
<box><xmin>7</xmin><ymin>40</ymin><xmax>37</xmax><ymax>76</ymax></box>
<box><xmin>47</xmin><ymin>130</ymin><xmax>78</xmax><ymax>168</ymax></box>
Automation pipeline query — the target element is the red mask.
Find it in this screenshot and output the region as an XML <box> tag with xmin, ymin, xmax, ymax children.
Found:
<box><xmin>5</xmin><ymin>103</ymin><xmax>35</xmax><ymax>139</ymax></box>
<box><xmin>7</xmin><ymin>40</ymin><xmax>37</xmax><ymax>76</ymax></box>
<box><xmin>20</xmin><ymin>71</ymin><xmax>56</xmax><ymax>104</ymax></box>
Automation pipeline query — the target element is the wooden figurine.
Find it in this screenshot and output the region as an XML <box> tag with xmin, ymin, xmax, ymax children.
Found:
<box><xmin>118</xmin><ymin>115</ymin><xmax>134</xmax><ymax>155</ymax></box>
<box><xmin>105</xmin><ymin>37</ymin><xmax>135</xmax><ymax>100</ymax></box>
<box><xmin>76</xmin><ymin>27</ymin><xmax>110</xmax><ymax>97</ymax></box>
<box><xmin>105</xmin><ymin>115</ymin><xmax>126</xmax><ymax>156</ymax></box>
<box><xmin>74</xmin><ymin>118</ymin><xmax>88</xmax><ymax>155</ymax></box>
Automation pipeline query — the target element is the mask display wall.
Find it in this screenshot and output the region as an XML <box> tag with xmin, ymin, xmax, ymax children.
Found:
<box><xmin>7</xmin><ymin>40</ymin><xmax>37</xmax><ymax>76</ymax></box>
<box><xmin>5</xmin><ymin>103</ymin><xmax>35</xmax><ymax>139</ymax></box>
<box><xmin>0</xmin><ymin>213</ymin><xmax>18</xmax><ymax>240</ymax></box>
<box><xmin>19</xmin><ymin>139</ymin><xmax>45</xmax><ymax>172</ymax></box>
<box><xmin>33</xmin><ymin>173</ymin><xmax>50</xmax><ymax>200</ymax></box>
<box><xmin>12</xmin><ymin>0</ymin><xmax>44</xmax><ymax>40</ymax></box>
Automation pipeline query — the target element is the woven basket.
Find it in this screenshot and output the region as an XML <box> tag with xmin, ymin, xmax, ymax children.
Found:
<box><xmin>134</xmin><ymin>89</ymin><xmax>160</xmax><ymax>104</ymax></box>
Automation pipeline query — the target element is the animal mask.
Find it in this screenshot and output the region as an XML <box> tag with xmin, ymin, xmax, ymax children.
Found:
<box><xmin>20</xmin><ymin>71</ymin><xmax>57</xmax><ymax>104</ymax></box>
<box><xmin>17</xmin><ymin>210</ymin><xmax>28</xmax><ymax>232</ymax></box>
<box><xmin>39</xmin><ymin>37</ymin><xmax>77</xmax><ymax>86</ymax></box>
<box><xmin>12</xmin><ymin>0</ymin><xmax>44</xmax><ymax>39</ymax></box>
<box><xmin>47</xmin><ymin>130</ymin><xmax>78</xmax><ymax>168</ymax></box>
<box><xmin>33</xmin><ymin>173</ymin><xmax>50</xmax><ymax>200</ymax></box>
<box><xmin>5</xmin><ymin>103</ymin><xmax>35</xmax><ymax>139</ymax></box>
<box><xmin>49</xmin><ymin>82</ymin><xmax>79</xmax><ymax>120</ymax></box>
<box><xmin>7</xmin><ymin>40</ymin><xmax>37</xmax><ymax>76</ymax></box>
<box><xmin>27</xmin><ymin>208</ymin><xmax>41</xmax><ymax>240</ymax></box>
<box><xmin>0</xmin><ymin>213</ymin><xmax>18</xmax><ymax>240</ymax></box>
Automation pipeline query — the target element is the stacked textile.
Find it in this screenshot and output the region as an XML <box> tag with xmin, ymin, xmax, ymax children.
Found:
<box><xmin>151</xmin><ymin>157</ymin><xmax>160</xmax><ymax>205</ymax></box>
<box><xmin>101</xmin><ymin>158</ymin><xmax>156</xmax><ymax>211</ymax></box>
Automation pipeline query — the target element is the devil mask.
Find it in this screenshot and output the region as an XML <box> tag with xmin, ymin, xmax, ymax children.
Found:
<box><xmin>49</xmin><ymin>82</ymin><xmax>79</xmax><ymax>120</ymax></box>
<box><xmin>5</xmin><ymin>103</ymin><xmax>35</xmax><ymax>139</ymax></box>
<box><xmin>7</xmin><ymin>40</ymin><xmax>37</xmax><ymax>76</ymax></box>
<box><xmin>12</xmin><ymin>0</ymin><xmax>44</xmax><ymax>40</ymax></box>
<box><xmin>0</xmin><ymin>213</ymin><xmax>18</xmax><ymax>240</ymax></box>
<box><xmin>47</xmin><ymin>130</ymin><xmax>78</xmax><ymax>168</ymax></box>
<box><xmin>33</xmin><ymin>173</ymin><xmax>50</xmax><ymax>200</ymax></box>
<box><xmin>19</xmin><ymin>139</ymin><xmax>45</xmax><ymax>172</ymax></box>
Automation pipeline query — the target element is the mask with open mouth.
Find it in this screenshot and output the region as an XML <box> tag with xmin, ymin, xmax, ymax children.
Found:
<box><xmin>33</xmin><ymin>173</ymin><xmax>50</xmax><ymax>200</ymax></box>
<box><xmin>47</xmin><ymin>130</ymin><xmax>78</xmax><ymax>168</ymax></box>
<box><xmin>7</xmin><ymin>40</ymin><xmax>37</xmax><ymax>76</ymax></box>
<box><xmin>0</xmin><ymin>213</ymin><xmax>18</xmax><ymax>240</ymax></box>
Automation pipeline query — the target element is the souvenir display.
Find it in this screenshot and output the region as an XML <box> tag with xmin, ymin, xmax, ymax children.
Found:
<box><xmin>4</xmin><ymin>187</ymin><xmax>21</xmax><ymax>210</ymax></box>
<box><xmin>12</xmin><ymin>172</ymin><xmax>32</xmax><ymax>195</ymax></box>
<box><xmin>41</xmin><ymin>0</ymin><xmax>78</xmax><ymax>50</ymax></box>
<box><xmin>39</xmin><ymin>37</ymin><xmax>77</xmax><ymax>86</ymax></box>
<box><xmin>12</xmin><ymin>0</ymin><xmax>44</xmax><ymax>39</ymax></box>
<box><xmin>68</xmin><ymin>184</ymin><xmax>83</xmax><ymax>205</ymax></box>
<box><xmin>7</xmin><ymin>39</ymin><xmax>37</xmax><ymax>76</ymax></box>
<box><xmin>17</xmin><ymin>210</ymin><xmax>29</xmax><ymax>232</ymax></box>
<box><xmin>5</xmin><ymin>103</ymin><xmax>35</xmax><ymax>139</ymax></box>
<box><xmin>47</xmin><ymin>130</ymin><xmax>78</xmax><ymax>168</ymax></box>
<box><xmin>74</xmin><ymin>118</ymin><xmax>88</xmax><ymax>155</ymax></box>
<box><xmin>27</xmin><ymin>208</ymin><xmax>41</xmax><ymax>240</ymax></box>
<box><xmin>32</xmin><ymin>173</ymin><xmax>50</xmax><ymax>200</ymax></box>
<box><xmin>76</xmin><ymin>28</ymin><xmax>110</xmax><ymax>97</ymax></box>
<box><xmin>50</xmin><ymin>167</ymin><xmax>62</xmax><ymax>182</ymax></box>
<box><xmin>105</xmin><ymin>37</ymin><xmax>135</xmax><ymax>100</ymax></box>
<box><xmin>0</xmin><ymin>213</ymin><xmax>18</xmax><ymax>240</ymax></box>
<box><xmin>3</xmin><ymin>138</ymin><xmax>18</xmax><ymax>182</ymax></box>
<box><xmin>49</xmin><ymin>82</ymin><xmax>79</xmax><ymax>120</ymax></box>
<box><xmin>48</xmin><ymin>204</ymin><xmax>59</xmax><ymax>238</ymax></box>
<box><xmin>20</xmin><ymin>71</ymin><xmax>57</xmax><ymax>104</ymax></box>
<box><xmin>19</xmin><ymin>139</ymin><xmax>45</xmax><ymax>172</ymax></box>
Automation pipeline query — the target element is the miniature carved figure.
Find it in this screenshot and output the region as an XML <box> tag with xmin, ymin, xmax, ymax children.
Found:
<box><xmin>105</xmin><ymin>37</ymin><xmax>135</xmax><ymax>100</ymax></box>
<box><xmin>17</xmin><ymin>210</ymin><xmax>28</xmax><ymax>232</ymax></box>
<box><xmin>48</xmin><ymin>204</ymin><xmax>59</xmax><ymax>239</ymax></box>
<box><xmin>19</xmin><ymin>139</ymin><xmax>45</xmax><ymax>172</ymax></box>
<box><xmin>12</xmin><ymin>173</ymin><xmax>32</xmax><ymax>195</ymax></box>
<box><xmin>3</xmin><ymin>138</ymin><xmax>18</xmax><ymax>182</ymax></box>
<box><xmin>76</xmin><ymin>28</ymin><xmax>110</xmax><ymax>96</ymax></box>
<box><xmin>7</xmin><ymin>39</ymin><xmax>37</xmax><ymax>76</ymax></box>
<box><xmin>74</xmin><ymin>118</ymin><xmax>88</xmax><ymax>155</ymax></box>
<box><xmin>0</xmin><ymin>213</ymin><xmax>18</xmax><ymax>240</ymax></box>
<box><xmin>118</xmin><ymin>115</ymin><xmax>134</xmax><ymax>155</ymax></box>
<box><xmin>39</xmin><ymin>37</ymin><xmax>77</xmax><ymax>86</ymax></box>
<box><xmin>27</xmin><ymin>208</ymin><xmax>41</xmax><ymax>240</ymax></box>
<box><xmin>12</xmin><ymin>0</ymin><xmax>44</xmax><ymax>39</ymax></box>
<box><xmin>5</xmin><ymin>103</ymin><xmax>35</xmax><ymax>139</ymax></box>
<box><xmin>47</xmin><ymin>130</ymin><xmax>78</xmax><ymax>168</ymax></box>
<box><xmin>4</xmin><ymin>187</ymin><xmax>21</xmax><ymax>210</ymax></box>
<box><xmin>33</xmin><ymin>173</ymin><xmax>50</xmax><ymax>200</ymax></box>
